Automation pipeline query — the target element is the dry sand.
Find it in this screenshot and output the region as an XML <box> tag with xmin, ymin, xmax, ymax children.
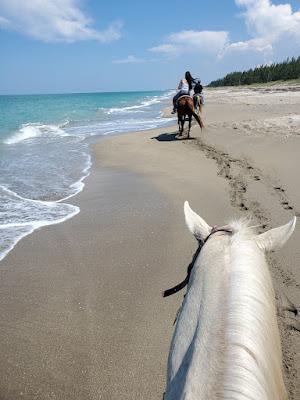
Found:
<box><xmin>0</xmin><ymin>84</ymin><xmax>300</xmax><ymax>399</ymax></box>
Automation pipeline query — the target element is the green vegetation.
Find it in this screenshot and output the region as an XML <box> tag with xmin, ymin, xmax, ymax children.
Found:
<box><xmin>208</xmin><ymin>56</ymin><xmax>300</xmax><ymax>87</ymax></box>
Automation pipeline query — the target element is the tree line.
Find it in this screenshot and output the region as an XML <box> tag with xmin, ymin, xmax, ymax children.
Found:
<box><xmin>208</xmin><ymin>56</ymin><xmax>300</xmax><ymax>87</ymax></box>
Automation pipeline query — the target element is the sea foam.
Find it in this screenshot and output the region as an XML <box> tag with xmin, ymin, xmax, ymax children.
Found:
<box><xmin>4</xmin><ymin>123</ymin><xmax>70</xmax><ymax>144</ymax></box>
<box><xmin>0</xmin><ymin>185</ymin><xmax>80</xmax><ymax>261</ymax></box>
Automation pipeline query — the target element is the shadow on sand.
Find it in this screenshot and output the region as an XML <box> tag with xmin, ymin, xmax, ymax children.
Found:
<box><xmin>151</xmin><ymin>132</ymin><xmax>196</xmax><ymax>142</ymax></box>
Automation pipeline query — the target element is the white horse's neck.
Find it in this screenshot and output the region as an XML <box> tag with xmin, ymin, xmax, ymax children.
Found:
<box><xmin>166</xmin><ymin>227</ymin><xmax>287</xmax><ymax>400</ymax></box>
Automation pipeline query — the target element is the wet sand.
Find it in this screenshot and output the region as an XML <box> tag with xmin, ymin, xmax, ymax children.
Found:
<box><xmin>0</xmin><ymin>84</ymin><xmax>300</xmax><ymax>399</ymax></box>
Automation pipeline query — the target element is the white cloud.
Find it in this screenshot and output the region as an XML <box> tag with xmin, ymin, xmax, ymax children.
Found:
<box><xmin>236</xmin><ymin>0</ymin><xmax>300</xmax><ymax>37</ymax></box>
<box><xmin>149</xmin><ymin>30</ymin><xmax>229</xmax><ymax>56</ymax></box>
<box><xmin>0</xmin><ymin>0</ymin><xmax>122</xmax><ymax>43</ymax></box>
<box><xmin>170</xmin><ymin>31</ymin><xmax>229</xmax><ymax>54</ymax></box>
<box><xmin>149</xmin><ymin>43</ymin><xmax>178</xmax><ymax>54</ymax></box>
<box><xmin>113</xmin><ymin>55</ymin><xmax>144</xmax><ymax>64</ymax></box>
<box><xmin>228</xmin><ymin>0</ymin><xmax>300</xmax><ymax>53</ymax></box>
<box><xmin>226</xmin><ymin>36</ymin><xmax>273</xmax><ymax>54</ymax></box>
<box><xmin>149</xmin><ymin>1</ymin><xmax>300</xmax><ymax>60</ymax></box>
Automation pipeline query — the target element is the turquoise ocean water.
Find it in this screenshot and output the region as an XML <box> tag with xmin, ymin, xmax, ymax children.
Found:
<box><xmin>0</xmin><ymin>90</ymin><xmax>174</xmax><ymax>261</ymax></box>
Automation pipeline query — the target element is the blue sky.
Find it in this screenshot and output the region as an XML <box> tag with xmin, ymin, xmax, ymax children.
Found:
<box><xmin>0</xmin><ymin>0</ymin><xmax>300</xmax><ymax>94</ymax></box>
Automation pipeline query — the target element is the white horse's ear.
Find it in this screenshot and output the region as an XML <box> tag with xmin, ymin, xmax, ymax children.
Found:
<box><xmin>255</xmin><ymin>217</ymin><xmax>296</xmax><ymax>252</ymax></box>
<box><xmin>184</xmin><ymin>201</ymin><xmax>211</xmax><ymax>241</ymax></box>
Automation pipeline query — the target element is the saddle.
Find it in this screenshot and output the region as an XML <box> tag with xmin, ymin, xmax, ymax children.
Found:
<box><xmin>176</xmin><ymin>95</ymin><xmax>192</xmax><ymax>106</ymax></box>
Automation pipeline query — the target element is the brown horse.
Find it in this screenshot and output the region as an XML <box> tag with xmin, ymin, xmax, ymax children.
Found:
<box><xmin>176</xmin><ymin>96</ymin><xmax>204</xmax><ymax>139</ymax></box>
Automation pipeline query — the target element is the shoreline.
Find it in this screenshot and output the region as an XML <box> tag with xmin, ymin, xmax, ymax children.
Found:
<box><xmin>0</xmin><ymin>90</ymin><xmax>175</xmax><ymax>263</ymax></box>
<box><xmin>0</xmin><ymin>86</ymin><xmax>299</xmax><ymax>398</ymax></box>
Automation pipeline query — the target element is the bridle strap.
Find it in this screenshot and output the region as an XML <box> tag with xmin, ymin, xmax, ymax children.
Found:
<box><xmin>203</xmin><ymin>227</ymin><xmax>232</xmax><ymax>244</ymax></box>
<box><xmin>162</xmin><ymin>228</ymin><xmax>232</xmax><ymax>298</ymax></box>
<box><xmin>162</xmin><ymin>245</ymin><xmax>201</xmax><ymax>297</ymax></box>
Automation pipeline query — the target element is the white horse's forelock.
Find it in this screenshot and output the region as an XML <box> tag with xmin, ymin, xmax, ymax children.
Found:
<box><xmin>165</xmin><ymin>204</ymin><xmax>295</xmax><ymax>400</ymax></box>
<box><xmin>226</xmin><ymin>217</ymin><xmax>253</xmax><ymax>235</ymax></box>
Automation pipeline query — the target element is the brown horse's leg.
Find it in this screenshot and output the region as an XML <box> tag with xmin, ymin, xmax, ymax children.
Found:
<box><xmin>182</xmin><ymin>115</ymin><xmax>186</xmax><ymax>136</ymax></box>
<box><xmin>177</xmin><ymin>112</ymin><xmax>184</xmax><ymax>136</ymax></box>
<box><xmin>179</xmin><ymin>116</ymin><xmax>183</xmax><ymax>136</ymax></box>
<box><xmin>188</xmin><ymin>116</ymin><xmax>192</xmax><ymax>138</ymax></box>
<box><xmin>179</xmin><ymin>116</ymin><xmax>184</xmax><ymax>136</ymax></box>
<box><xmin>177</xmin><ymin>114</ymin><xmax>181</xmax><ymax>134</ymax></box>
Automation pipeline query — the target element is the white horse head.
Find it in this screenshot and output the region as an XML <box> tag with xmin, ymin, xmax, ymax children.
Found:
<box><xmin>165</xmin><ymin>201</ymin><xmax>296</xmax><ymax>400</ymax></box>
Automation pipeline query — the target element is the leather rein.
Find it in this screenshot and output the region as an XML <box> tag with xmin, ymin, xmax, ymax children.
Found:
<box><xmin>162</xmin><ymin>227</ymin><xmax>232</xmax><ymax>298</ymax></box>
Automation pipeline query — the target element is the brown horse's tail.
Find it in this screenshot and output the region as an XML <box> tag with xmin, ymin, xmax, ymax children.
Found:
<box><xmin>192</xmin><ymin>110</ymin><xmax>204</xmax><ymax>129</ymax></box>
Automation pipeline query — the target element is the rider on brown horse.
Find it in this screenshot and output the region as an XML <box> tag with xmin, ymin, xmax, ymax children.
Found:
<box><xmin>176</xmin><ymin>96</ymin><xmax>204</xmax><ymax>139</ymax></box>
<box><xmin>171</xmin><ymin>72</ymin><xmax>204</xmax><ymax>138</ymax></box>
<box><xmin>171</xmin><ymin>71</ymin><xmax>196</xmax><ymax>114</ymax></box>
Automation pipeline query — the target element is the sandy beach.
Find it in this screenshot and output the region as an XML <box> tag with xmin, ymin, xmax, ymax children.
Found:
<box><xmin>1</xmin><ymin>84</ymin><xmax>300</xmax><ymax>399</ymax></box>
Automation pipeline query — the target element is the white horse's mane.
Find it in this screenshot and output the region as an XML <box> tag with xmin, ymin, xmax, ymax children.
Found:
<box><xmin>219</xmin><ymin>220</ymin><xmax>286</xmax><ymax>399</ymax></box>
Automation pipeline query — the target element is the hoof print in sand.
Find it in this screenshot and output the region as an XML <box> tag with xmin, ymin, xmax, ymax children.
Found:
<box><xmin>240</xmin><ymin>202</ymin><xmax>248</xmax><ymax>211</ymax></box>
<box><xmin>281</xmin><ymin>202</ymin><xmax>293</xmax><ymax>210</ymax></box>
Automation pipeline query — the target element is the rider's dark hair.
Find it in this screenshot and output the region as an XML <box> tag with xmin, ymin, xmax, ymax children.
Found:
<box><xmin>185</xmin><ymin>71</ymin><xmax>195</xmax><ymax>91</ymax></box>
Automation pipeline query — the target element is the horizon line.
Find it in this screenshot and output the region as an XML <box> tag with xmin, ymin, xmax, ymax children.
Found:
<box><xmin>0</xmin><ymin>88</ymin><xmax>173</xmax><ymax>97</ymax></box>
